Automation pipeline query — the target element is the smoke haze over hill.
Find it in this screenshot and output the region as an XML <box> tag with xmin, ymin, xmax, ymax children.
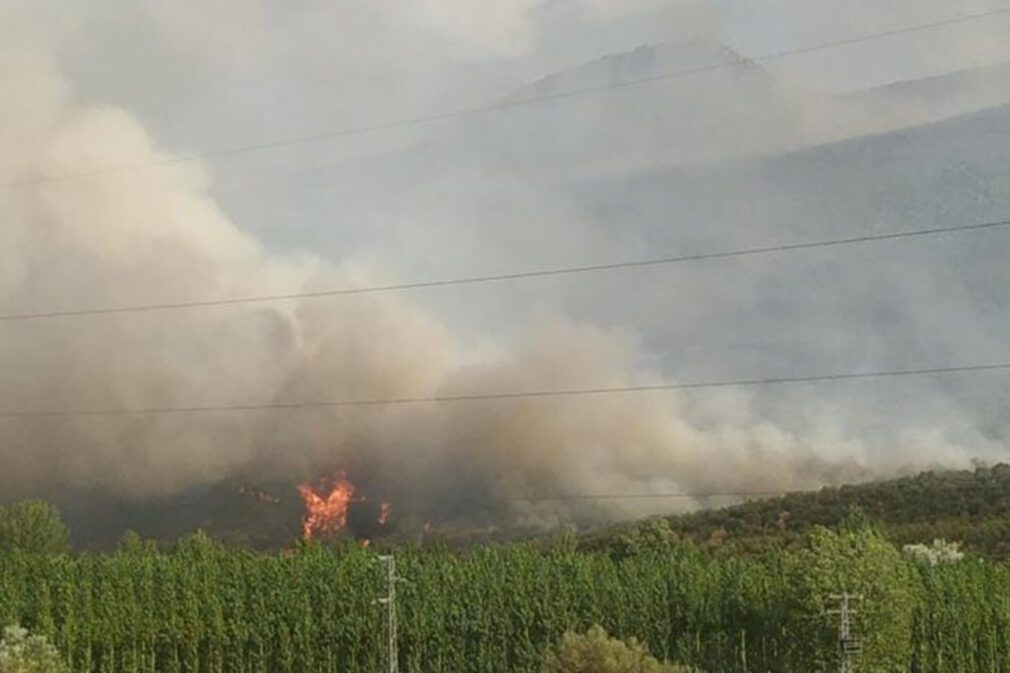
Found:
<box><xmin>2</xmin><ymin>1</ymin><xmax>1010</xmax><ymax>541</ymax></box>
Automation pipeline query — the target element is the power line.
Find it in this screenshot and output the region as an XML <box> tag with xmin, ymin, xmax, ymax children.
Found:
<box><xmin>516</xmin><ymin>490</ymin><xmax>793</xmax><ymax>502</ymax></box>
<box><xmin>515</xmin><ymin>480</ymin><xmax>1010</xmax><ymax>502</ymax></box>
<box><xmin>5</xmin><ymin>6</ymin><xmax>1010</xmax><ymax>189</ymax></box>
<box><xmin>263</xmin><ymin>478</ymin><xmax>1010</xmax><ymax>506</ymax></box>
<box><xmin>3</xmin><ymin>218</ymin><xmax>1008</xmax><ymax>322</ymax></box>
<box><xmin>1</xmin><ymin>361</ymin><xmax>1008</xmax><ymax>419</ymax></box>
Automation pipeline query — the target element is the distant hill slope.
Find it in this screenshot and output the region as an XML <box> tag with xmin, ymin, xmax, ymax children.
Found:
<box><xmin>582</xmin><ymin>464</ymin><xmax>1010</xmax><ymax>559</ymax></box>
<box><xmin>501</xmin><ymin>41</ymin><xmax>765</xmax><ymax>105</ymax></box>
<box><xmin>846</xmin><ymin>58</ymin><xmax>1010</xmax><ymax>121</ymax></box>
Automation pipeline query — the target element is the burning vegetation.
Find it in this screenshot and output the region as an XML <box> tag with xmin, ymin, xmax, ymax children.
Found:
<box><xmin>296</xmin><ymin>472</ymin><xmax>393</xmax><ymax>543</ymax></box>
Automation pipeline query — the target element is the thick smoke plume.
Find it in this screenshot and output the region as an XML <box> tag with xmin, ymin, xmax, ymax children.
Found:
<box><xmin>2</xmin><ymin>0</ymin><xmax>1009</xmax><ymax>536</ymax></box>
<box><xmin>0</xmin><ymin>55</ymin><xmax>878</xmax><ymax>525</ymax></box>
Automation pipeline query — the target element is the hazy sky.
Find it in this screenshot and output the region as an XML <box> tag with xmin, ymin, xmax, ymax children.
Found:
<box><xmin>6</xmin><ymin>1</ymin><xmax>1010</xmax><ymax>152</ymax></box>
<box><xmin>724</xmin><ymin>1</ymin><xmax>1010</xmax><ymax>90</ymax></box>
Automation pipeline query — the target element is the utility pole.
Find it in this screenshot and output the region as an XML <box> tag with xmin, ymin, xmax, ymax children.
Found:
<box><xmin>828</xmin><ymin>593</ymin><xmax>863</xmax><ymax>673</ymax></box>
<box><xmin>377</xmin><ymin>555</ymin><xmax>398</xmax><ymax>673</ymax></box>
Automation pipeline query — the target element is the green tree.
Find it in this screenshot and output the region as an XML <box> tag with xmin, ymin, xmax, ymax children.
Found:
<box><xmin>0</xmin><ymin>624</ymin><xmax>68</xmax><ymax>673</ymax></box>
<box><xmin>116</xmin><ymin>530</ymin><xmax>158</xmax><ymax>555</ymax></box>
<box><xmin>0</xmin><ymin>502</ymin><xmax>68</xmax><ymax>554</ymax></box>
<box><xmin>541</xmin><ymin>625</ymin><xmax>687</xmax><ymax>673</ymax></box>
<box><xmin>797</xmin><ymin>525</ymin><xmax>917</xmax><ymax>673</ymax></box>
<box><xmin>608</xmin><ymin>519</ymin><xmax>681</xmax><ymax>560</ymax></box>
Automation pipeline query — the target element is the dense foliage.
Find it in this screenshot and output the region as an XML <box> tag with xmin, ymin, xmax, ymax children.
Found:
<box><xmin>0</xmin><ymin>502</ymin><xmax>68</xmax><ymax>556</ymax></box>
<box><xmin>0</xmin><ymin>524</ymin><xmax>1007</xmax><ymax>673</ymax></box>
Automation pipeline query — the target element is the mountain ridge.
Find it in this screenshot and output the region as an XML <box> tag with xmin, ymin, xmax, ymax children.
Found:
<box><xmin>580</xmin><ymin>463</ymin><xmax>1010</xmax><ymax>558</ymax></box>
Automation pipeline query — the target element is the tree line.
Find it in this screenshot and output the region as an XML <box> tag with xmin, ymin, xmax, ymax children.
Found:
<box><xmin>581</xmin><ymin>464</ymin><xmax>1010</xmax><ymax>560</ymax></box>
<box><xmin>0</xmin><ymin>508</ymin><xmax>1006</xmax><ymax>672</ymax></box>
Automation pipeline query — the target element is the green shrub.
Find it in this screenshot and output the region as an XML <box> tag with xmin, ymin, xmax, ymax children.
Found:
<box><xmin>542</xmin><ymin>625</ymin><xmax>687</xmax><ymax>673</ymax></box>
<box><xmin>0</xmin><ymin>625</ymin><xmax>67</xmax><ymax>673</ymax></box>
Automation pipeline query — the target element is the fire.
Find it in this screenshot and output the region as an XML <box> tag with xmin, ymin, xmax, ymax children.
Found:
<box><xmin>379</xmin><ymin>501</ymin><xmax>392</xmax><ymax>526</ymax></box>
<box><xmin>297</xmin><ymin>473</ymin><xmax>355</xmax><ymax>540</ymax></box>
<box><xmin>297</xmin><ymin>471</ymin><xmax>395</xmax><ymax>541</ymax></box>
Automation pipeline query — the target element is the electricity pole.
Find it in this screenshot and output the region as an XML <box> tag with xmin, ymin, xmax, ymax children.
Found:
<box><xmin>828</xmin><ymin>593</ymin><xmax>863</xmax><ymax>673</ymax></box>
<box><xmin>377</xmin><ymin>555</ymin><xmax>398</xmax><ymax>673</ymax></box>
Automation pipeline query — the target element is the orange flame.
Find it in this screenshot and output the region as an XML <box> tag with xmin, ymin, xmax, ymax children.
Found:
<box><xmin>378</xmin><ymin>501</ymin><xmax>392</xmax><ymax>526</ymax></box>
<box><xmin>297</xmin><ymin>473</ymin><xmax>355</xmax><ymax>540</ymax></box>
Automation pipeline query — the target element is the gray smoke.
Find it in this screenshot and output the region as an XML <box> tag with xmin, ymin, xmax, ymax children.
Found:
<box><xmin>2</xmin><ymin>2</ymin><xmax>1010</xmax><ymax>529</ymax></box>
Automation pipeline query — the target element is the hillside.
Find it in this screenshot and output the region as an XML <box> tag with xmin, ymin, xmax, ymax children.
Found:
<box><xmin>583</xmin><ymin>464</ymin><xmax>1010</xmax><ymax>558</ymax></box>
<box><xmin>501</xmin><ymin>41</ymin><xmax>764</xmax><ymax>104</ymax></box>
